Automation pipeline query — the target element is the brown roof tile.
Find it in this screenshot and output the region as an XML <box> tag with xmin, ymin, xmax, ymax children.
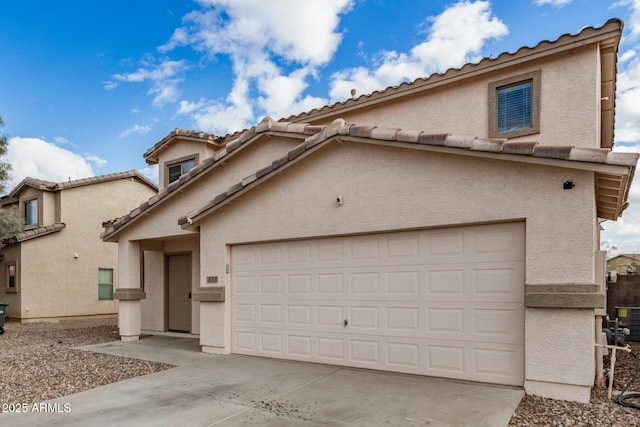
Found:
<box><xmin>10</xmin><ymin>170</ymin><xmax>157</xmax><ymax>197</ymax></box>
<box><xmin>175</xmin><ymin>118</ymin><xmax>637</xmax><ymax>229</ymax></box>
<box><xmin>280</xmin><ymin>20</ymin><xmax>623</xmax><ymax>128</ymax></box>
<box><xmin>144</xmin><ymin>128</ymin><xmax>222</xmax><ymax>163</ymax></box>
<box><xmin>104</xmin><ymin>116</ymin><xmax>639</xmax><ymax>241</ymax></box>
<box><xmin>8</xmin><ymin>223</ymin><xmax>66</xmax><ymax>243</ymax></box>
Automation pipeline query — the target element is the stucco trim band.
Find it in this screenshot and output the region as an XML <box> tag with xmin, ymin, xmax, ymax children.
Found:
<box><xmin>192</xmin><ymin>286</ymin><xmax>225</xmax><ymax>302</ymax></box>
<box><xmin>525</xmin><ymin>284</ymin><xmax>604</xmax><ymax>308</ymax></box>
<box><xmin>113</xmin><ymin>288</ymin><xmax>146</xmax><ymax>301</ymax></box>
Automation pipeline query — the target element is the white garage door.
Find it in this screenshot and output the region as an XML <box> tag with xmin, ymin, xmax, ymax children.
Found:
<box><xmin>231</xmin><ymin>222</ymin><xmax>525</xmax><ymax>386</ymax></box>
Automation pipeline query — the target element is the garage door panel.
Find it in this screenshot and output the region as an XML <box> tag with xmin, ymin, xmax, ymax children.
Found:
<box><xmin>287</xmin><ymin>274</ymin><xmax>312</xmax><ymax>294</ymax></box>
<box><xmin>349</xmin><ymin>272</ymin><xmax>380</xmax><ymax>294</ymax></box>
<box><xmin>231</xmin><ymin>222</ymin><xmax>524</xmax><ymax>386</ymax></box>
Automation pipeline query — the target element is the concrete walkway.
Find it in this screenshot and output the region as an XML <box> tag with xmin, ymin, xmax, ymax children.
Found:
<box><xmin>2</xmin><ymin>336</ymin><xmax>523</xmax><ymax>426</ymax></box>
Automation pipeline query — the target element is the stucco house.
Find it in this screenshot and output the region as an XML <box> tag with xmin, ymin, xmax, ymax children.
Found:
<box><xmin>0</xmin><ymin>171</ymin><xmax>157</xmax><ymax>321</ymax></box>
<box><xmin>607</xmin><ymin>254</ymin><xmax>640</xmax><ymax>275</ymax></box>
<box><xmin>102</xmin><ymin>20</ymin><xmax>638</xmax><ymax>403</ymax></box>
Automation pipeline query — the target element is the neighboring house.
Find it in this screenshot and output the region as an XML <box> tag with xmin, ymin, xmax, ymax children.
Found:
<box><xmin>0</xmin><ymin>171</ymin><xmax>157</xmax><ymax>322</ymax></box>
<box><xmin>607</xmin><ymin>254</ymin><xmax>640</xmax><ymax>275</ymax></box>
<box><xmin>102</xmin><ymin>20</ymin><xmax>638</xmax><ymax>403</ymax></box>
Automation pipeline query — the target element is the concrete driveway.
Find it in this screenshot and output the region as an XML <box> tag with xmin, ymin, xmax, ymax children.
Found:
<box><xmin>3</xmin><ymin>336</ymin><xmax>523</xmax><ymax>426</ymax></box>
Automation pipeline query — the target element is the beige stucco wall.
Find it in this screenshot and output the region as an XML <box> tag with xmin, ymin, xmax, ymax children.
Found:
<box><xmin>156</xmin><ymin>139</ymin><xmax>219</xmax><ymax>189</ymax></box>
<box><xmin>118</xmin><ymin>136</ymin><xmax>301</xmax><ymax>333</ymax></box>
<box><xmin>195</xmin><ymin>139</ymin><xmax>598</xmax><ymax>392</ymax></box>
<box><xmin>124</xmin><ymin>137</ymin><xmax>300</xmax><ymax>242</ymax></box>
<box><xmin>0</xmin><ymin>245</ymin><xmax>22</xmax><ymax>318</ymax></box>
<box><xmin>311</xmin><ymin>45</ymin><xmax>599</xmax><ymax>149</ymax></box>
<box><xmin>139</xmin><ymin>236</ymin><xmax>201</xmax><ymax>334</ymax></box>
<box><xmin>6</xmin><ymin>178</ymin><xmax>156</xmax><ymax>320</ymax></box>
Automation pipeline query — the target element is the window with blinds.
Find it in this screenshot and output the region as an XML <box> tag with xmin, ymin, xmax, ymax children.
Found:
<box><xmin>488</xmin><ymin>70</ymin><xmax>540</xmax><ymax>139</ymax></box>
<box><xmin>497</xmin><ymin>81</ymin><xmax>532</xmax><ymax>133</ymax></box>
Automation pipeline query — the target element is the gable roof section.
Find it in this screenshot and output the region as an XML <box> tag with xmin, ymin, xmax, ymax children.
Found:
<box><xmin>278</xmin><ymin>19</ymin><xmax>622</xmax><ymax>149</ymax></box>
<box><xmin>178</xmin><ymin>118</ymin><xmax>638</xmax><ymax>229</ymax></box>
<box><xmin>144</xmin><ymin>128</ymin><xmax>224</xmax><ymax>165</ymax></box>
<box><xmin>6</xmin><ymin>223</ymin><xmax>66</xmax><ymax>243</ymax></box>
<box><xmin>101</xmin><ymin>118</ymin><xmax>324</xmax><ymax>241</ymax></box>
<box><xmin>9</xmin><ymin>170</ymin><xmax>157</xmax><ymax>198</ymax></box>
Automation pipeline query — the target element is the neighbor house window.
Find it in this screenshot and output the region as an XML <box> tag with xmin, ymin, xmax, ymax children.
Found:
<box><xmin>167</xmin><ymin>158</ymin><xmax>196</xmax><ymax>184</ymax></box>
<box><xmin>24</xmin><ymin>199</ymin><xmax>38</xmax><ymax>226</ymax></box>
<box><xmin>98</xmin><ymin>268</ymin><xmax>113</xmax><ymax>300</ymax></box>
<box><xmin>6</xmin><ymin>262</ymin><xmax>17</xmax><ymax>292</ymax></box>
<box><xmin>488</xmin><ymin>70</ymin><xmax>541</xmax><ymax>138</ymax></box>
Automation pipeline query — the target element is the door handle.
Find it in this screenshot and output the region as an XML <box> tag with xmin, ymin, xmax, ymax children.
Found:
<box><xmin>344</xmin><ymin>319</ymin><xmax>348</xmax><ymax>327</ymax></box>
<box><xmin>188</xmin><ymin>292</ymin><xmax>192</xmax><ymax>299</ymax></box>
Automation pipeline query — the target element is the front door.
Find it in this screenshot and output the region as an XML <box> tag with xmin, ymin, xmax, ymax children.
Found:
<box><xmin>167</xmin><ymin>253</ymin><xmax>192</xmax><ymax>333</ymax></box>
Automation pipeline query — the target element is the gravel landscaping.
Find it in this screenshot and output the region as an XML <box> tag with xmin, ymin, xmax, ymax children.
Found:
<box><xmin>1</xmin><ymin>317</ymin><xmax>639</xmax><ymax>425</ymax></box>
<box><xmin>0</xmin><ymin>317</ymin><xmax>173</xmax><ymax>405</ymax></box>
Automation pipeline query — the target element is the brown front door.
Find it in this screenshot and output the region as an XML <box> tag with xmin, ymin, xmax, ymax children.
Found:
<box><xmin>167</xmin><ymin>253</ymin><xmax>191</xmax><ymax>333</ymax></box>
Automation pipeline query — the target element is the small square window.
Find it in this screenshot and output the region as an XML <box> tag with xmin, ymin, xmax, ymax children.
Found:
<box><xmin>24</xmin><ymin>199</ymin><xmax>38</xmax><ymax>226</ymax></box>
<box><xmin>98</xmin><ymin>268</ymin><xmax>113</xmax><ymax>301</ymax></box>
<box><xmin>488</xmin><ymin>70</ymin><xmax>540</xmax><ymax>139</ymax></box>
<box><xmin>497</xmin><ymin>81</ymin><xmax>532</xmax><ymax>133</ymax></box>
<box><xmin>167</xmin><ymin>158</ymin><xmax>196</xmax><ymax>184</ymax></box>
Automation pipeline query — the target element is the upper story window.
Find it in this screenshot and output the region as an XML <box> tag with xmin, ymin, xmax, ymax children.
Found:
<box><xmin>488</xmin><ymin>70</ymin><xmax>541</xmax><ymax>139</ymax></box>
<box><xmin>167</xmin><ymin>158</ymin><xmax>196</xmax><ymax>184</ymax></box>
<box><xmin>24</xmin><ymin>199</ymin><xmax>38</xmax><ymax>226</ymax></box>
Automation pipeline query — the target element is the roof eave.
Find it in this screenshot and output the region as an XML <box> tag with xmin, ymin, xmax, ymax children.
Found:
<box><xmin>180</xmin><ymin>119</ymin><xmax>637</xmax><ymax>230</ymax></box>
<box><xmin>285</xmin><ymin>19</ymin><xmax>623</xmax><ymax>125</ymax></box>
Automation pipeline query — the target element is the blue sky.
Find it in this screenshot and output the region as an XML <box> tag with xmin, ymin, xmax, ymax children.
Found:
<box><xmin>0</xmin><ymin>0</ymin><xmax>639</xmax><ymax>254</ymax></box>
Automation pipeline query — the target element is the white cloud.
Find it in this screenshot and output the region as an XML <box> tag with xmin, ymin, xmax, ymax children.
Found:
<box><xmin>534</xmin><ymin>0</ymin><xmax>572</xmax><ymax>7</ymax></box>
<box><xmin>54</xmin><ymin>136</ymin><xmax>70</xmax><ymax>145</ymax></box>
<box><xmin>602</xmin><ymin>0</ymin><xmax>640</xmax><ymax>256</ymax></box>
<box><xmin>84</xmin><ymin>154</ymin><xmax>109</xmax><ymax>168</ymax></box>
<box><xmin>190</xmin><ymin>77</ymin><xmax>255</xmax><ymax>134</ymax></box>
<box><xmin>138</xmin><ymin>165</ymin><xmax>159</xmax><ymax>185</ymax></box>
<box><xmin>177</xmin><ymin>99</ymin><xmax>207</xmax><ymax>115</ymax></box>
<box><xmin>120</xmin><ymin>122</ymin><xmax>156</xmax><ymax>139</ymax></box>
<box><xmin>166</xmin><ymin>0</ymin><xmax>352</xmax><ymax>66</ymax></box>
<box><xmin>329</xmin><ymin>0</ymin><xmax>508</xmax><ymax>101</ymax></box>
<box><xmin>163</xmin><ymin>0</ymin><xmax>351</xmax><ymax>133</ymax></box>
<box><xmin>620</xmin><ymin>49</ymin><xmax>636</xmax><ymax>63</ymax></box>
<box><xmin>105</xmin><ymin>60</ymin><xmax>189</xmax><ymax>106</ymax></box>
<box><xmin>5</xmin><ymin>137</ymin><xmax>95</xmax><ymax>193</ymax></box>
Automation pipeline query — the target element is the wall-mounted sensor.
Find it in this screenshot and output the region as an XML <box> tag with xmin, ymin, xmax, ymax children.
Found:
<box><xmin>563</xmin><ymin>181</ymin><xmax>575</xmax><ymax>190</ymax></box>
<box><xmin>336</xmin><ymin>194</ymin><xmax>343</xmax><ymax>205</ymax></box>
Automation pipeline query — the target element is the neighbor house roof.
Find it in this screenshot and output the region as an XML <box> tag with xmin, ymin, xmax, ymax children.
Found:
<box><xmin>176</xmin><ymin>119</ymin><xmax>637</xmax><ymax>231</ymax></box>
<box><xmin>608</xmin><ymin>254</ymin><xmax>640</xmax><ymax>262</ymax></box>
<box><xmin>9</xmin><ymin>170</ymin><xmax>157</xmax><ymax>198</ymax></box>
<box><xmin>6</xmin><ymin>223</ymin><xmax>66</xmax><ymax>243</ymax></box>
<box><xmin>278</xmin><ymin>19</ymin><xmax>621</xmax><ymax>150</ymax></box>
<box><xmin>143</xmin><ymin>128</ymin><xmax>223</xmax><ymax>165</ymax></box>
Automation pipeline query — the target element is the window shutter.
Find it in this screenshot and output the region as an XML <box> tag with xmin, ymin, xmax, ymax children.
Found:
<box><xmin>497</xmin><ymin>81</ymin><xmax>532</xmax><ymax>133</ymax></box>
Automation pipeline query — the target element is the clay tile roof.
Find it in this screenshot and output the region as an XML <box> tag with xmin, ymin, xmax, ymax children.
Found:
<box><xmin>143</xmin><ymin>127</ymin><xmax>223</xmax><ymax>164</ymax></box>
<box><xmin>176</xmin><ymin>118</ymin><xmax>638</xmax><ymax>228</ymax></box>
<box><xmin>280</xmin><ymin>19</ymin><xmax>622</xmax><ymax>128</ymax></box>
<box><xmin>9</xmin><ymin>170</ymin><xmax>157</xmax><ymax>197</ymax></box>
<box><xmin>8</xmin><ymin>223</ymin><xmax>66</xmax><ymax>243</ymax></box>
<box><xmin>101</xmin><ymin>118</ymin><xmax>315</xmax><ymax>241</ymax></box>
